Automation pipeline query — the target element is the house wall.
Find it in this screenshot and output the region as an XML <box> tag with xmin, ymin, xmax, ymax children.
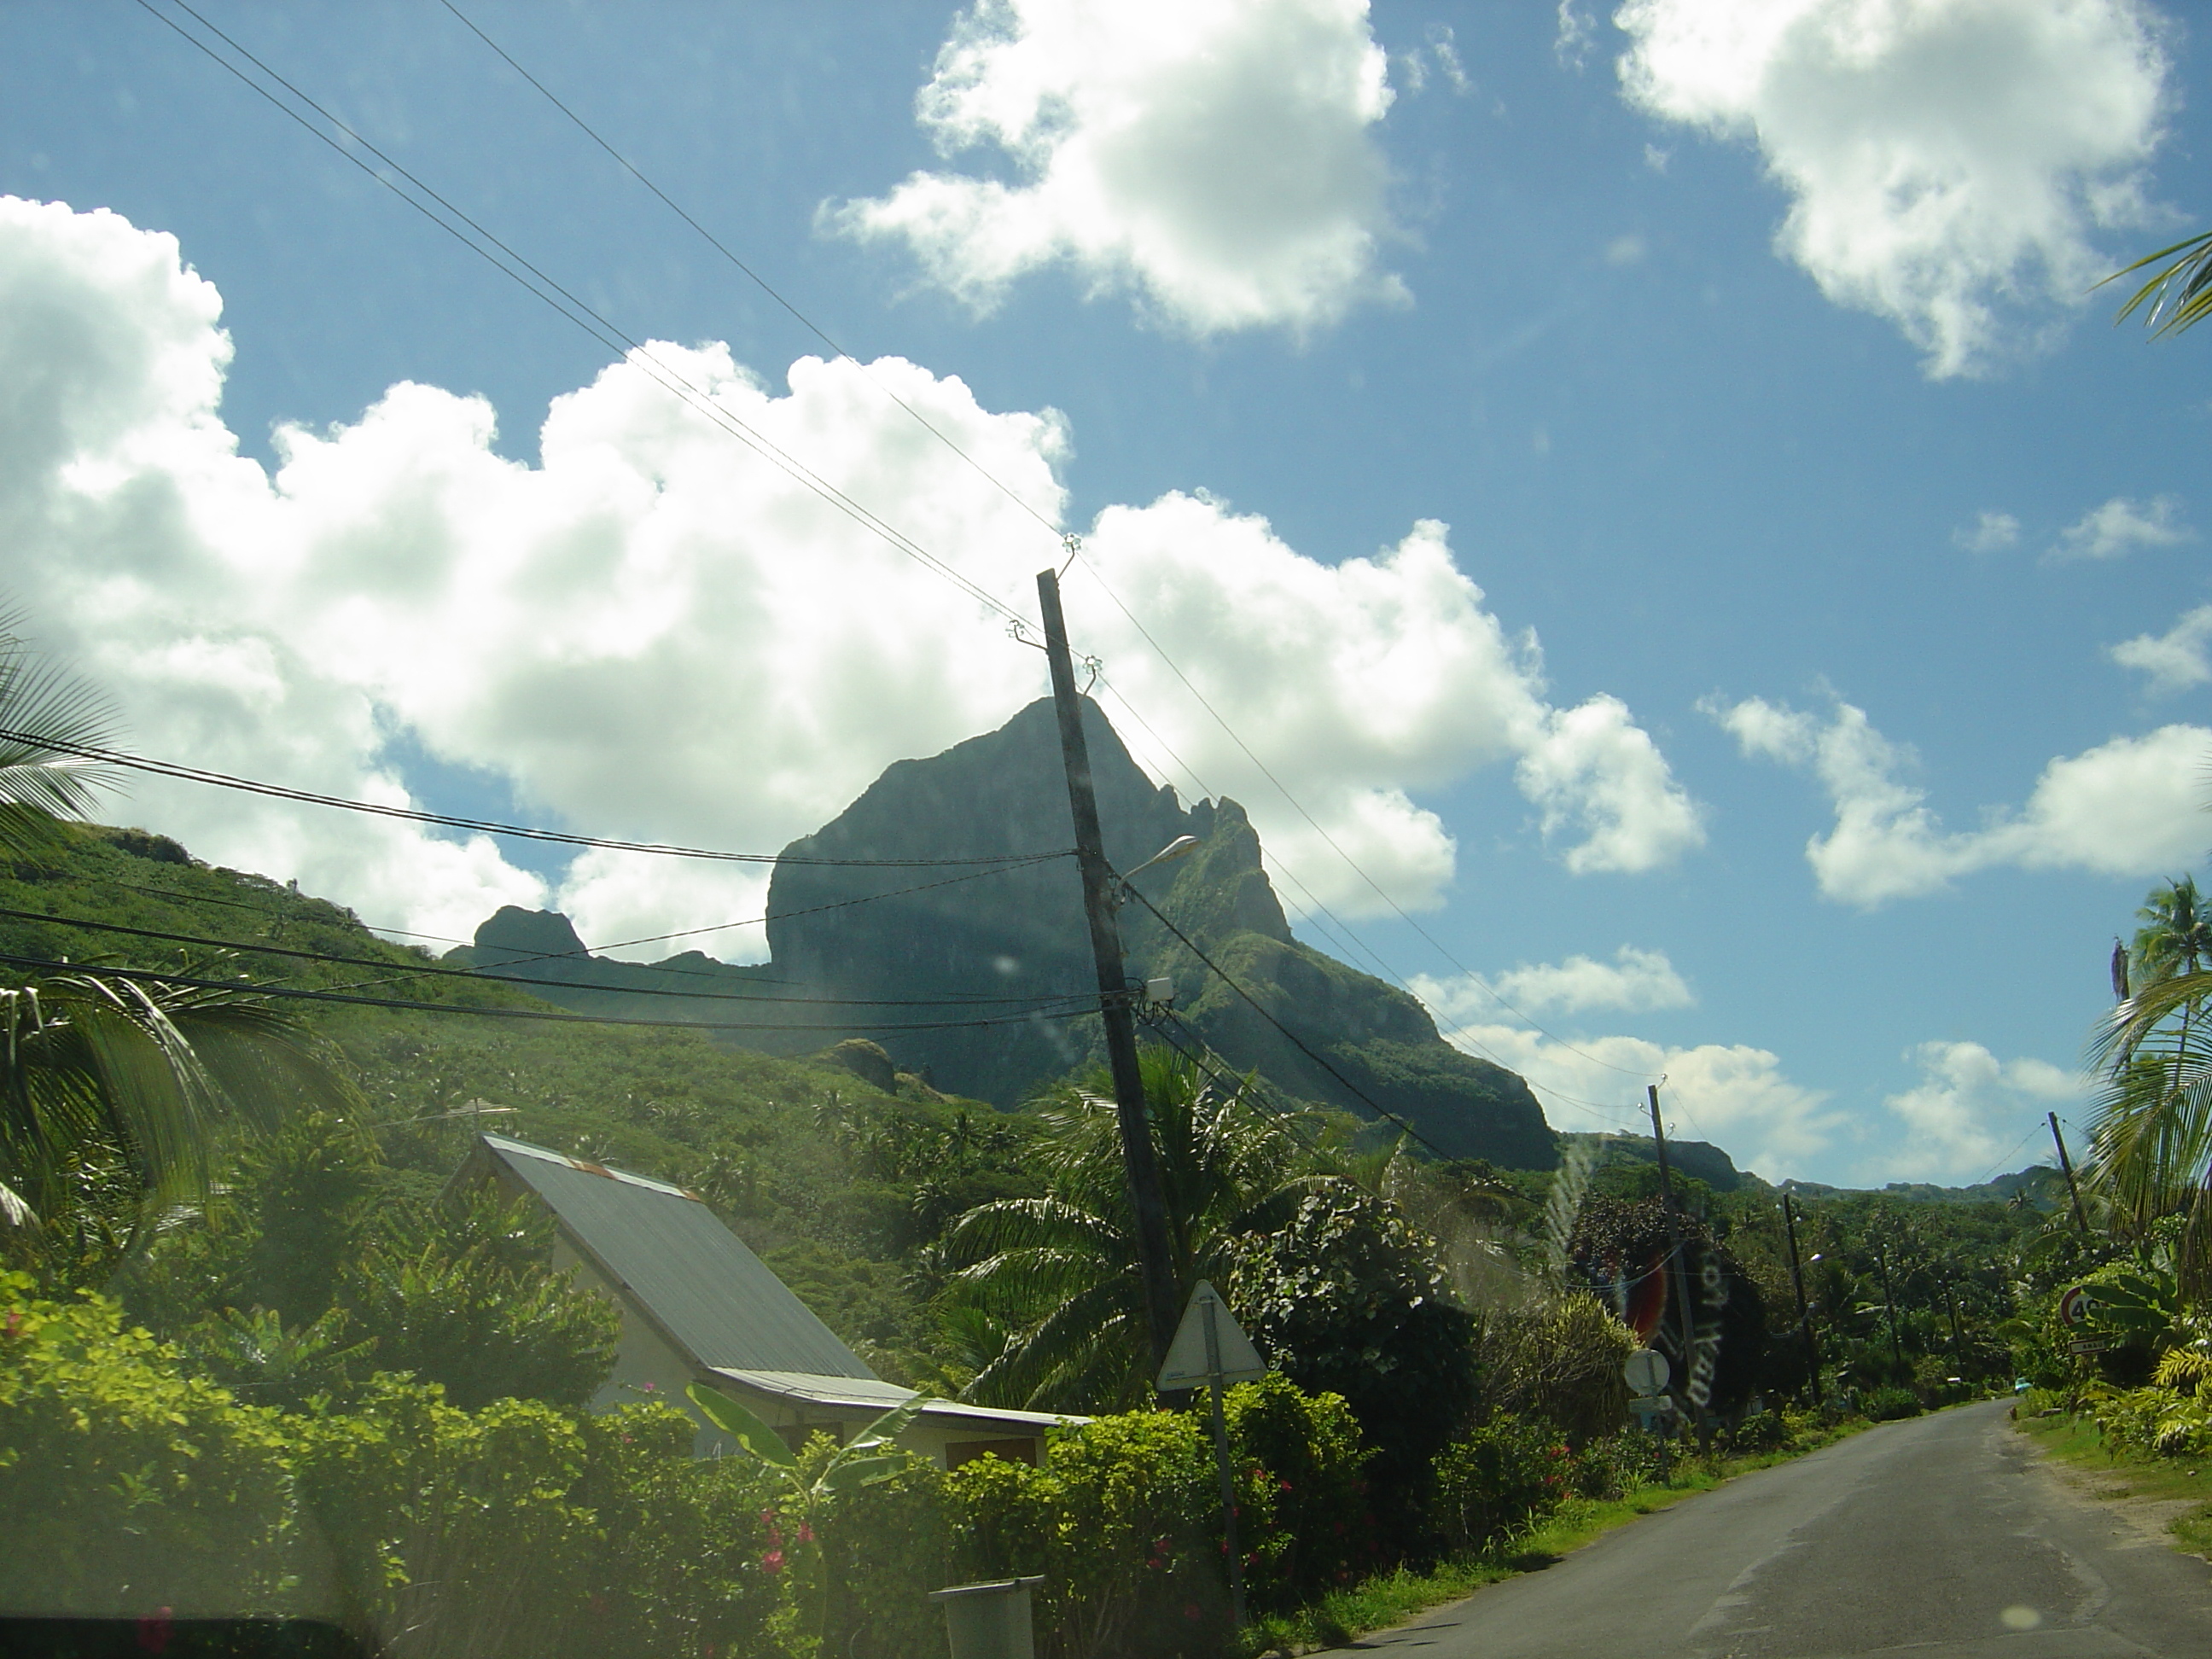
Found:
<box><xmin>552</xmin><ymin>1237</ymin><xmax>732</xmax><ymax>1458</ymax></box>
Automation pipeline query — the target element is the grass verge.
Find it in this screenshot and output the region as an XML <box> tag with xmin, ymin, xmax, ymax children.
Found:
<box><xmin>1242</xmin><ymin>1417</ymin><xmax>1876</xmax><ymax>1656</ymax></box>
<box><xmin>2016</xmin><ymin>1407</ymin><xmax>2212</xmax><ymax>1557</ymax></box>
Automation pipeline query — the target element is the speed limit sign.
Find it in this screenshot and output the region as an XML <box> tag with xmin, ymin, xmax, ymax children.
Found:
<box><xmin>2058</xmin><ymin>1285</ymin><xmax>2095</xmax><ymax>1329</ymax></box>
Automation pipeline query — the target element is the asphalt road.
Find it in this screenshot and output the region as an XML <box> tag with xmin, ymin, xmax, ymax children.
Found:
<box><xmin>1318</xmin><ymin>1401</ymin><xmax>2212</xmax><ymax>1658</ymax></box>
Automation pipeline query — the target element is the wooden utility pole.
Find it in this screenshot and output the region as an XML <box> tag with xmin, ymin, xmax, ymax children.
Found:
<box><xmin>1647</xmin><ymin>1083</ymin><xmax>1700</xmax><ymax>1415</ymax></box>
<box><xmin>1780</xmin><ymin>1192</ymin><xmax>1823</xmax><ymax>1410</ymax></box>
<box><xmin>2048</xmin><ymin>1112</ymin><xmax>2091</xmax><ymax>1240</ymax></box>
<box><xmin>1036</xmin><ymin>568</ymin><xmax>1180</xmax><ymax>1366</ymax></box>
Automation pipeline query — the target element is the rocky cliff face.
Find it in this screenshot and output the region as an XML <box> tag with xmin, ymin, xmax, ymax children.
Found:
<box><xmin>459</xmin><ymin>697</ymin><xmax>1557</xmax><ymax>1167</ymax></box>
<box><xmin>765</xmin><ymin>697</ymin><xmax>1557</xmax><ymax>1167</ymax></box>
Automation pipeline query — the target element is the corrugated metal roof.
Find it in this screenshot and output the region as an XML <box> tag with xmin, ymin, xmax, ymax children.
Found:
<box><xmin>479</xmin><ymin>1134</ymin><xmax>874</xmax><ymax>1379</ymax></box>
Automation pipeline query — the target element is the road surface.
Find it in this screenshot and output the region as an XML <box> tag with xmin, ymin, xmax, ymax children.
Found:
<box><xmin>1320</xmin><ymin>1400</ymin><xmax>2212</xmax><ymax>1657</ymax></box>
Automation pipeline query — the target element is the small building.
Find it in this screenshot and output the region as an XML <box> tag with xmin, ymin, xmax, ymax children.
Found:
<box><xmin>458</xmin><ymin>1132</ymin><xmax>1071</xmax><ymax>1464</ymax></box>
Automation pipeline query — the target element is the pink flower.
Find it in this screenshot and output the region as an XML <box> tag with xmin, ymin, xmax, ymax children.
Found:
<box><xmin>761</xmin><ymin>1550</ymin><xmax>784</xmax><ymax>1575</ymax></box>
<box><xmin>795</xmin><ymin>1522</ymin><xmax>814</xmax><ymax>1545</ymax></box>
<box><xmin>2</xmin><ymin>1311</ymin><xmax>20</xmax><ymax>1340</ymax></box>
<box><xmin>136</xmin><ymin>1608</ymin><xmax>173</xmax><ymax>1654</ymax></box>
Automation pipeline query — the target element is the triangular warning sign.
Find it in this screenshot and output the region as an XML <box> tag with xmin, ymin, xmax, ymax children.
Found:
<box><xmin>1156</xmin><ymin>1280</ymin><xmax>1266</xmax><ymax>1391</ymax></box>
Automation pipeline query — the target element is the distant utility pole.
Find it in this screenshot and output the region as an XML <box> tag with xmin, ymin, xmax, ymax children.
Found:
<box><xmin>1779</xmin><ymin>1192</ymin><xmax>1823</xmax><ymax>1410</ymax></box>
<box><xmin>1036</xmin><ymin>568</ymin><xmax>1180</xmax><ymax>1368</ymax></box>
<box><xmin>2048</xmin><ymin>1112</ymin><xmax>2092</xmax><ymax>1241</ymax></box>
<box><xmin>1647</xmin><ymin>1083</ymin><xmax>1700</xmax><ymax>1412</ymax></box>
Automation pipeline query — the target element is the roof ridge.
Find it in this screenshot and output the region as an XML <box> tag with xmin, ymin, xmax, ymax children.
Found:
<box><xmin>480</xmin><ymin>1132</ymin><xmax>701</xmax><ymax>1201</ymax></box>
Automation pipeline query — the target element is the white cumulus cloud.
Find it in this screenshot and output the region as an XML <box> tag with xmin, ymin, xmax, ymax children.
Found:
<box><xmin>2051</xmin><ymin>493</ymin><xmax>2191</xmax><ymax>562</ymax></box>
<box><xmin>1488</xmin><ymin>946</ymin><xmax>1694</xmax><ymax>1017</ymax></box>
<box><xmin>824</xmin><ymin>0</ymin><xmax>1406</xmax><ymax>335</ymax></box>
<box><xmin>1615</xmin><ymin>0</ymin><xmax>2173</xmax><ymax>377</ymax></box>
<box><xmin>1713</xmin><ymin>693</ymin><xmax>2211</xmax><ymax>905</ymax></box>
<box><xmin>0</xmin><ymin>195</ymin><xmax>1698</xmax><ymax>954</ymax></box>
<box><xmin>1415</xmin><ymin>971</ymin><xmax>1839</xmax><ymax>1178</ymax></box>
<box><xmin>2112</xmin><ymin>602</ymin><xmax>2212</xmax><ymax>696</ymax></box>
<box><xmin>1953</xmin><ymin>509</ymin><xmax>2019</xmax><ymax>553</ymax></box>
<box><xmin>1880</xmin><ymin>1039</ymin><xmax>2081</xmax><ymax>1184</ymax></box>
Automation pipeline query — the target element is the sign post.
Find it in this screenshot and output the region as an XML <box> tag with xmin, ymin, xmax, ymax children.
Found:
<box><xmin>1623</xmin><ymin>1348</ymin><xmax>1675</xmax><ymax>1481</ymax></box>
<box><xmin>1158</xmin><ymin>1282</ymin><xmax>1266</xmax><ymax>1628</ymax></box>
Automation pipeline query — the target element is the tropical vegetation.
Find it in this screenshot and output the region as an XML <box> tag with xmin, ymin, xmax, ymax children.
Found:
<box><xmin>0</xmin><ymin>620</ymin><xmax>2078</xmax><ymax>1652</ymax></box>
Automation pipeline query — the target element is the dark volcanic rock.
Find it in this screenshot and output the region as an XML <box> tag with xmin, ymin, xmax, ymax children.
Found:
<box><xmin>767</xmin><ymin>696</ymin><xmax>1557</xmax><ymax>1168</ymax></box>
<box><xmin>455</xmin><ymin>698</ymin><xmax>1557</xmax><ymax>1167</ymax></box>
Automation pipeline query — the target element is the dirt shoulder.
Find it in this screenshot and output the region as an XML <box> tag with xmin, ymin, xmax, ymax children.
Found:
<box><xmin>2014</xmin><ymin>1405</ymin><xmax>2212</xmax><ymax>1560</ymax></box>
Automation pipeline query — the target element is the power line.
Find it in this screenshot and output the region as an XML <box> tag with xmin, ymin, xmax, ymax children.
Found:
<box><xmin>0</xmin><ymin>905</ymin><xmax>1091</xmax><ymax>1013</ymax></box>
<box><xmin>6</xmin><ymin>729</ymin><xmax>1068</xmax><ymax>870</ymax></box>
<box><xmin>1077</xmin><ymin>570</ymin><xmax>1656</xmax><ymax>1081</ymax></box>
<box><xmin>133</xmin><ymin>0</ymin><xmax>1037</xmax><ymax>636</ymax></box>
<box><xmin>0</xmin><ymin>951</ymin><xmax>1090</xmax><ymax>1037</ymax></box>
<box><xmin>1118</xmin><ymin>884</ymin><xmax>1458</xmax><ymax>1161</ymax></box>
<box><xmin>1091</xmin><ymin>675</ymin><xmax>1650</xmax><ymax>1117</ymax></box>
<box><xmin>434</xmin><ymin>0</ymin><xmax>1068</xmax><ymax>544</ymax></box>
<box><xmin>352</xmin><ymin>860</ymin><xmax>1078</xmax><ymax>998</ymax></box>
<box><xmin>152</xmin><ymin>0</ymin><xmax>1662</xmax><ymax>1112</ymax></box>
<box><xmin>1967</xmin><ymin>1124</ymin><xmax>2052</xmax><ymax>1192</ymax></box>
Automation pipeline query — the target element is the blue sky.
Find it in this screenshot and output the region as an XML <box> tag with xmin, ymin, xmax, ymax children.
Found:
<box><xmin>2</xmin><ymin>1</ymin><xmax>2207</xmax><ymax>1185</ymax></box>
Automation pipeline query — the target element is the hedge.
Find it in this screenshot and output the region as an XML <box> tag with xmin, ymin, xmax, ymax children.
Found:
<box><xmin>2</xmin><ymin>1278</ymin><xmax>1379</xmax><ymax>1659</ymax></box>
<box><xmin>9</xmin><ymin>1273</ymin><xmax>1761</xmax><ymax>1657</ymax></box>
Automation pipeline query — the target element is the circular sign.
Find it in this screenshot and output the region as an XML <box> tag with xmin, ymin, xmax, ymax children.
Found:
<box><xmin>1624</xmin><ymin>1348</ymin><xmax>1670</xmax><ymax>1395</ymax></box>
<box><xmin>2058</xmin><ymin>1285</ymin><xmax>2095</xmax><ymax>1329</ymax></box>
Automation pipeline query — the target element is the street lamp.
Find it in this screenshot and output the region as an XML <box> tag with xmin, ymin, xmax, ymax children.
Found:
<box><xmin>1122</xmin><ymin>835</ymin><xmax>1201</xmax><ymax>882</ymax></box>
<box><xmin>1114</xmin><ymin>835</ymin><xmax>1202</xmax><ymax>908</ymax></box>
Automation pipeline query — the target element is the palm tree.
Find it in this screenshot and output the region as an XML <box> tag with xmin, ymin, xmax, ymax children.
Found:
<box><xmin>0</xmin><ymin>969</ymin><xmax>354</xmax><ymax>1281</ymax></box>
<box><xmin>2087</xmin><ymin>964</ymin><xmax>2212</xmax><ymax>1297</ymax></box>
<box><xmin>940</xmin><ymin>1048</ymin><xmax>1350</xmax><ymax>1412</ymax></box>
<box><xmin>2133</xmin><ymin>876</ymin><xmax>2212</xmax><ymax>987</ymax></box>
<box><xmin>0</xmin><ymin>615</ymin><xmax>351</xmax><ymax>1279</ymax></box>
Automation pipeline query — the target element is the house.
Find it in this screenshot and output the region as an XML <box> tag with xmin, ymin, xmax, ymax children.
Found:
<box><xmin>457</xmin><ymin>1132</ymin><xmax>1074</xmax><ymax>1465</ymax></box>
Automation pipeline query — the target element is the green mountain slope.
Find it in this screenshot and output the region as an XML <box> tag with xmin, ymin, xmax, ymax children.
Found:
<box><xmin>462</xmin><ymin>698</ymin><xmax>1558</xmax><ymax>1168</ymax></box>
<box><xmin>0</xmin><ymin>824</ymin><xmax>1034</xmax><ymax>1378</ymax></box>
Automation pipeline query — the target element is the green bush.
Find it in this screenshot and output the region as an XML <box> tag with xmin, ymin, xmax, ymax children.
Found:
<box><xmin>1</xmin><ymin>1272</ymin><xmax>796</xmax><ymax>1656</ymax></box>
<box><xmin>805</xmin><ymin>1437</ymin><xmax>949</xmax><ymax>1659</ymax></box>
<box><xmin>1727</xmin><ymin>1409</ymin><xmax>1791</xmax><ymax>1453</ymax></box>
<box><xmin>1230</xmin><ymin>1190</ymin><xmax>1476</xmax><ymax>1522</ymax></box>
<box><xmin>2089</xmin><ymin>1383</ymin><xmax>2212</xmax><ymax>1460</ymax></box>
<box><xmin>1562</xmin><ymin>1432</ymin><xmax>1658</xmax><ymax>1500</ymax></box>
<box><xmin>1430</xmin><ymin>1418</ymin><xmax>1567</xmax><ymax>1555</ymax></box>
<box><xmin>0</xmin><ymin>1272</ymin><xmax>306</xmax><ymax>1620</ymax></box>
<box><xmin>1222</xmin><ymin>1374</ymin><xmax>1371</xmax><ymax>1606</ymax></box>
<box><xmin>1863</xmin><ymin>1387</ymin><xmax>1923</xmax><ymax>1422</ymax></box>
<box><xmin>19</xmin><ymin>1270</ymin><xmax>1697</xmax><ymax>1658</ymax></box>
<box><xmin>949</xmin><ymin>1410</ymin><xmax>1227</xmax><ymax>1659</ymax></box>
<box><xmin>1474</xmin><ymin>1295</ymin><xmax>1633</xmax><ymax>1443</ymax></box>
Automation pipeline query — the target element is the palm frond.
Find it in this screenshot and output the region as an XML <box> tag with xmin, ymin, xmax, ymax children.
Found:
<box><xmin>0</xmin><ymin>611</ymin><xmax>119</xmax><ymax>858</ymax></box>
<box><xmin>0</xmin><ymin>969</ymin><xmax>352</xmax><ymax>1273</ymax></box>
<box><xmin>2103</xmin><ymin>230</ymin><xmax>2212</xmax><ymax>340</ymax></box>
